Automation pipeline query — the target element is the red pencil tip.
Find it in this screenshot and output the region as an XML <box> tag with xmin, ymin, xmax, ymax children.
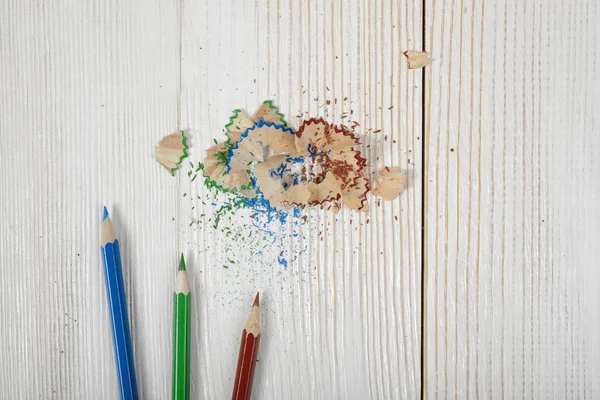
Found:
<box><xmin>253</xmin><ymin>292</ymin><xmax>259</xmax><ymax>307</ymax></box>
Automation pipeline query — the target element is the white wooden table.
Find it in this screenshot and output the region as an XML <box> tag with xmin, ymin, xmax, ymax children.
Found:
<box><xmin>1</xmin><ymin>0</ymin><xmax>598</xmax><ymax>398</ymax></box>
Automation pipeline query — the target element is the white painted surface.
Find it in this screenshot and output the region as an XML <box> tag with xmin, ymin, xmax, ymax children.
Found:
<box><xmin>424</xmin><ymin>0</ymin><xmax>600</xmax><ymax>398</ymax></box>
<box><xmin>0</xmin><ymin>0</ymin><xmax>422</xmax><ymax>399</ymax></box>
<box><xmin>3</xmin><ymin>0</ymin><xmax>599</xmax><ymax>399</ymax></box>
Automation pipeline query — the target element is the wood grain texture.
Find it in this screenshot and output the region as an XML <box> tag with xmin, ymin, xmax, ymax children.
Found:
<box><xmin>424</xmin><ymin>0</ymin><xmax>600</xmax><ymax>398</ymax></box>
<box><xmin>0</xmin><ymin>0</ymin><xmax>422</xmax><ymax>398</ymax></box>
<box><xmin>0</xmin><ymin>0</ymin><xmax>181</xmax><ymax>398</ymax></box>
<box><xmin>179</xmin><ymin>0</ymin><xmax>422</xmax><ymax>398</ymax></box>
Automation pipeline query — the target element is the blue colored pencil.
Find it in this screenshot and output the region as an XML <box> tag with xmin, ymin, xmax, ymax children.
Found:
<box><xmin>101</xmin><ymin>207</ymin><xmax>139</xmax><ymax>400</ymax></box>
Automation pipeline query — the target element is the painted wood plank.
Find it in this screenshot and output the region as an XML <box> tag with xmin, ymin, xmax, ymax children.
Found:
<box><xmin>423</xmin><ymin>0</ymin><xmax>600</xmax><ymax>398</ymax></box>
<box><xmin>0</xmin><ymin>0</ymin><xmax>423</xmax><ymax>398</ymax></box>
<box><xmin>179</xmin><ymin>0</ymin><xmax>423</xmax><ymax>398</ymax></box>
<box><xmin>0</xmin><ymin>0</ymin><xmax>180</xmax><ymax>398</ymax></box>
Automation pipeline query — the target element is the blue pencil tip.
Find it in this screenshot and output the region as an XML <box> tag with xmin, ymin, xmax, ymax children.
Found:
<box><xmin>102</xmin><ymin>206</ymin><xmax>109</xmax><ymax>220</ymax></box>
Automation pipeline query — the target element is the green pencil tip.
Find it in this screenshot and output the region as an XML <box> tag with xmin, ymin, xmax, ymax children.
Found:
<box><xmin>178</xmin><ymin>254</ymin><xmax>186</xmax><ymax>271</ymax></box>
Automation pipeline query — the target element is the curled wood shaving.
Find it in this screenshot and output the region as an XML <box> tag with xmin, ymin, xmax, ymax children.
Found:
<box><xmin>201</xmin><ymin>102</ymin><xmax>370</xmax><ymax>212</ymax></box>
<box><xmin>373</xmin><ymin>167</ymin><xmax>406</xmax><ymax>200</ymax></box>
<box><xmin>245</xmin><ymin>118</ymin><xmax>369</xmax><ymax>210</ymax></box>
<box><xmin>155</xmin><ymin>131</ymin><xmax>189</xmax><ymax>175</ymax></box>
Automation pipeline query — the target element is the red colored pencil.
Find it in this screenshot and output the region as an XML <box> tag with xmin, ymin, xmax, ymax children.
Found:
<box><xmin>232</xmin><ymin>293</ymin><xmax>261</xmax><ymax>400</ymax></box>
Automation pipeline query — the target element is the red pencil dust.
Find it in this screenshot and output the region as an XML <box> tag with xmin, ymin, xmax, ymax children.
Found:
<box><xmin>232</xmin><ymin>293</ymin><xmax>261</xmax><ymax>400</ymax></box>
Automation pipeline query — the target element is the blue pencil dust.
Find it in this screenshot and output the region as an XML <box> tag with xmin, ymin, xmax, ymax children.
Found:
<box><xmin>189</xmin><ymin>174</ymin><xmax>308</xmax><ymax>270</ymax></box>
<box><xmin>277</xmin><ymin>254</ymin><xmax>288</xmax><ymax>268</ymax></box>
<box><xmin>234</xmin><ymin>190</ymin><xmax>297</xmax><ymax>227</ymax></box>
<box><xmin>269</xmin><ymin>156</ymin><xmax>318</xmax><ymax>188</ymax></box>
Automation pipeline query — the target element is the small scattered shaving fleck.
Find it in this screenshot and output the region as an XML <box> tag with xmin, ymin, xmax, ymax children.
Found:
<box><xmin>373</xmin><ymin>167</ymin><xmax>406</xmax><ymax>200</ymax></box>
<box><xmin>156</xmin><ymin>131</ymin><xmax>189</xmax><ymax>175</ymax></box>
<box><xmin>403</xmin><ymin>51</ymin><xmax>434</xmax><ymax>69</ymax></box>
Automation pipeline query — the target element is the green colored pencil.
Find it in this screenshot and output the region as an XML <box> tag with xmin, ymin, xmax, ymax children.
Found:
<box><xmin>172</xmin><ymin>254</ymin><xmax>191</xmax><ymax>400</ymax></box>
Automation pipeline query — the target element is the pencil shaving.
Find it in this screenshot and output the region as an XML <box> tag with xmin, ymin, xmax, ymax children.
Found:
<box><xmin>252</xmin><ymin>100</ymin><xmax>288</xmax><ymax>126</ymax></box>
<box><xmin>227</xmin><ymin>121</ymin><xmax>298</xmax><ymax>172</ymax></box>
<box><xmin>225</xmin><ymin>109</ymin><xmax>255</xmax><ymax>144</ymax></box>
<box><xmin>403</xmin><ymin>51</ymin><xmax>434</xmax><ymax>69</ymax></box>
<box><xmin>199</xmin><ymin>101</ymin><xmax>369</xmax><ymax>212</ymax></box>
<box><xmin>226</xmin><ymin>100</ymin><xmax>287</xmax><ymax>145</ymax></box>
<box><xmin>254</xmin><ymin>155</ymin><xmax>311</xmax><ymax>208</ymax></box>
<box><xmin>373</xmin><ymin>167</ymin><xmax>406</xmax><ymax>200</ymax></box>
<box><xmin>156</xmin><ymin>131</ymin><xmax>189</xmax><ymax>175</ymax></box>
<box><xmin>200</xmin><ymin>101</ymin><xmax>292</xmax><ymax>195</ymax></box>
<box><xmin>203</xmin><ymin>142</ymin><xmax>254</xmax><ymax>194</ymax></box>
<box><xmin>295</xmin><ymin>118</ymin><xmax>359</xmax><ymax>154</ymax></box>
<box><xmin>250</xmin><ymin>118</ymin><xmax>369</xmax><ymax>210</ymax></box>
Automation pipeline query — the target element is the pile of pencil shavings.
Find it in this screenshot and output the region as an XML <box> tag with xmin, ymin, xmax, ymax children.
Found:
<box><xmin>202</xmin><ymin>101</ymin><xmax>371</xmax><ymax>212</ymax></box>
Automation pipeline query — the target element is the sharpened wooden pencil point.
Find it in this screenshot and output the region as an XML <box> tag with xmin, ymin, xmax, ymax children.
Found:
<box><xmin>173</xmin><ymin>256</ymin><xmax>191</xmax><ymax>400</ymax></box>
<box><xmin>175</xmin><ymin>268</ymin><xmax>190</xmax><ymax>295</ymax></box>
<box><xmin>245</xmin><ymin>295</ymin><xmax>261</xmax><ymax>336</ymax></box>
<box><xmin>100</xmin><ymin>214</ymin><xmax>117</xmax><ymax>246</ymax></box>
<box><xmin>100</xmin><ymin>211</ymin><xmax>138</xmax><ymax>399</ymax></box>
<box><xmin>179</xmin><ymin>254</ymin><xmax>186</xmax><ymax>271</ymax></box>
<box><xmin>232</xmin><ymin>294</ymin><xmax>261</xmax><ymax>400</ymax></box>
